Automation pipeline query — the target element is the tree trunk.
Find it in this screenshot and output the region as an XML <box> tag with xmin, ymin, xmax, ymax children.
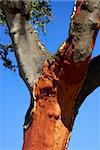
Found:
<box><xmin>22</xmin><ymin>35</ymin><xmax>91</xmax><ymax>149</ymax></box>
<box><xmin>0</xmin><ymin>0</ymin><xmax>100</xmax><ymax>150</ymax></box>
<box><xmin>22</xmin><ymin>55</ymin><xmax>100</xmax><ymax>150</ymax></box>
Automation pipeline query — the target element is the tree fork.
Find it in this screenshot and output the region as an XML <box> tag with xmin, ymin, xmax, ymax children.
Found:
<box><xmin>22</xmin><ymin>37</ymin><xmax>91</xmax><ymax>150</ymax></box>
<box><xmin>22</xmin><ymin>0</ymin><xmax>100</xmax><ymax>149</ymax></box>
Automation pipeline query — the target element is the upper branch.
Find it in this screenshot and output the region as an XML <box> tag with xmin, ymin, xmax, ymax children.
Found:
<box><xmin>69</xmin><ymin>0</ymin><xmax>100</xmax><ymax>62</ymax></box>
<box><xmin>74</xmin><ymin>55</ymin><xmax>100</xmax><ymax>116</ymax></box>
<box><xmin>53</xmin><ymin>0</ymin><xmax>100</xmax><ymax>63</ymax></box>
<box><xmin>0</xmin><ymin>0</ymin><xmax>51</xmax><ymax>95</ymax></box>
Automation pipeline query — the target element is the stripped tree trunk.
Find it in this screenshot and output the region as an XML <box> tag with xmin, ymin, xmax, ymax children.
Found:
<box><xmin>0</xmin><ymin>0</ymin><xmax>100</xmax><ymax>150</ymax></box>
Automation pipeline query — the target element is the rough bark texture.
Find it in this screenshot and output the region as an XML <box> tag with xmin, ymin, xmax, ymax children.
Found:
<box><xmin>0</xmin><ymin>0</ymin><xmax>100</xmax><ymax>150</ymax></box>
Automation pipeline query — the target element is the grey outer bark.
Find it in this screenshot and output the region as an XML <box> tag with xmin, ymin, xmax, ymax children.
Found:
<box><xmin>0</xmin><ymin>0</ymin><xmax>51</xmax><ymax>95</ymax></box>
<box><xmin>70</xmin><ymin>0</ymin><xmax>100</xmax><ymax>62</ymax></box>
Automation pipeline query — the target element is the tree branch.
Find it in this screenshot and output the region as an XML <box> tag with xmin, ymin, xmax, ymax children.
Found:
<box><xmin>52</xmin><ymin>0</ymin><xmax>100</xmax><ymax>64</ymax></box>
<box><xmin>74</xmin><ymin>55</ymin><xmax>100</xmax><ymax>116</ymax></box>
<box><xmin>0</xmin><ymin>0</ymin><xmax>51</xmax><ymax>95</ymax></box>
<box><xmin>69</xmin><ymin>0</ymin><xmax>100</xmax><ymax>62</ymax></box>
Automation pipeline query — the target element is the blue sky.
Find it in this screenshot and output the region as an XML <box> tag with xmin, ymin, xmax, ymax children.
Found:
<box><xmin>0</xmin><ymin>1</ymin><xmax>100</xmax><ymax>150</ymax></box>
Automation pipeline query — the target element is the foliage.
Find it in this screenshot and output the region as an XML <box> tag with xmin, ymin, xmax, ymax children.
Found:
<box><xmin>0</xmin><ymin>9</ymin><xmax>5</xmax><ymax>24</ymax></box>
<box><xmin>30</xmin><ymin>0</ymin><xmax>52</xmax><ymax>33</ymax></box>
<box><xmin>0</xmin><ymin>43</ymin><xmax>17</xmax><ymax>71</ymax></box>
<box><xmin>0</xmin><ymin>0</ymin><xmax>53</xmax><ymax>33</ymax></box>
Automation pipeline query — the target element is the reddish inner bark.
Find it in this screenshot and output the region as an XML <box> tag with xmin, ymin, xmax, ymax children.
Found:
<box><xmin>22</xmin><ymin>38</ymin><xmax>91</xmax><ymax>150</ymax></box>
